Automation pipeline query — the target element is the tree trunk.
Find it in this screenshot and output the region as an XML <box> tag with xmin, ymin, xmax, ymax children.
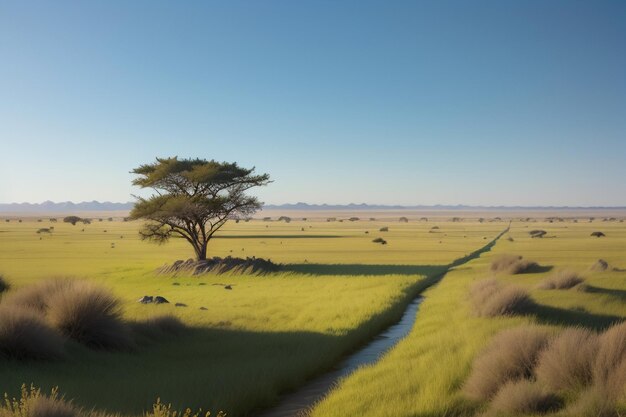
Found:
<box><xmin>195</xmin><ymin>241</ymin><xmax>208</xmax><ymax>261</ymax></box>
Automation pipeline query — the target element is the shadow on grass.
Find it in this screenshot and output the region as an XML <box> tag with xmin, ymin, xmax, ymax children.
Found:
<box><xmin>580</xmin><ymin>285</ymin><xmax>626</xmax><ymax>301</ymax></box>
<box><xmin>281</xmin><ymin>226</ymin><xmax>512</xmax><ymax>278</ymax></box>
<box><xmin>530</xmin><ymin>304</ymin><xmax>623</xmax><ymax>331</ymax></box>
<box><xmin>281</xmin><ymin>263</ymin><xmax>446</xmax><ymax>276</ymax></box>
<box><xmin>517</xmin><ymin>264</ymin><xmax>554</xmax><ymax>274</ymax></box>
<box><xmin>215</xmin><ymin>235</ymin><xmax>342</xmax><ymax>239</ymax></box>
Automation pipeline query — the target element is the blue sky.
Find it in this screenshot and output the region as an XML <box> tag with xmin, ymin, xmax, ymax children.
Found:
<box><xmin>1</xmin><ymin>0</ymin><xmax>625</xmax><ymax>206</ymax></box>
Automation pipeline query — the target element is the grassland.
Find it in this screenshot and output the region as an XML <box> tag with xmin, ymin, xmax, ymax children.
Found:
<box><xmin>308</xmin><ymin>220</ymin><xmax>626</xmax><ymax>416</ymax></box>
<box><xmin>0</xmin><ymin>216</ymin><xmax>503</xmax><ymax>416</ymax></box>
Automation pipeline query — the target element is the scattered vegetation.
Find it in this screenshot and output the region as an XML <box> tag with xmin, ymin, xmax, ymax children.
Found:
<box><xmin>63</xmin><ymin>216</ymin><xmax>82</xmax><ymax>226</ymax></box>
<box><xmin>538</xmin><ymin>270</ymin><xmax>585</xmax><ymax>290</ymax></box>
<box><xmin>487</xmin><ymin>380</ymin><xmax>561</xmax><ymax>415</ymax></box>
<box><xmin>490</xmin><ymin>254</ymin><xmax>539</xmax><ymax>274</ymax></box>
<box><xmin>535</xmin><ymin>327</ymin><xmax>598</xmax><ymax>392</ymax></box>
<box><xmin>529</xmin><ymin>229</ymin><xmax>547</xmax><ymax>238</ymax></box>
<box><xmin>0</xmin><ymin>306</ymin><xmax>65</xmax><ymax>360</ymax></box>
<box><xmin>463</xmin><ymin>325</ymin><xmax>551</xmax><ymax>401</ymax></box>
<box><xmin>469</xmin><ymin>279</ymin><xmax>534</xmax><ymax>317</ymax></box>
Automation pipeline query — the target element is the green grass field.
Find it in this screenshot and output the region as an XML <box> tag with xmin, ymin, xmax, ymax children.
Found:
<box><xmin>0</xmin><ymin>216</ymin><xmax>503</xmax><ymax>416</ymax></box>
<box><xmin>309</xmin><ymin>220</ymin><xmax>626</xmax><ymax>416</ymax></box>
<box><xmin>1</xmin><ymin>216</ymin><xmax>624</xmax><ymax>416</ymax></box>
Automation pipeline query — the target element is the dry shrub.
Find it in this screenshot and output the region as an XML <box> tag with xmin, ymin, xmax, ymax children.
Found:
<box><xmin>463</xmin><ymin>326</ymin><xmax>551</xmax><ymax>401</ymax></box>
<box><xmin>594</xmin><ymin>321</ymin><xmax>626</xmax><ymax>384</ymax></box>
<box><xmin>535</xmin><ymin>328</ymin><xmax>598</xmax><ymax>392</ymax></box>
<box><xmin>488</xmin><ymin>380</ymin><xmax>562</xmax><ymax>415</ymax></box>
<box><xmin>3</xmin><ymin>279</ymin><xmax>76</xmax><ymax>314</ymax></box>
<box><xmin>0</xmin><ymin>385</ymin><xmax>81</xmax><ymax>417</ymax></box>
<box><xmin>470</xmin><ymin>279</ymin><xmax>534</xmax><ymax>317</ymax></box>
<box><xmin>538</xmin><ymin>270</ymin><xmax>585</xmax><ymax>290</ymax></box>
<box><xmin>490</xmin><ymin>254</ymin><xmax>538</xmax><ymax>274</ymax></box>
<box><xmin>590</xmin><ymin>259</ymin><xmax>611</xmax><ymax>272</ymax></box>
<box><xmin>45</xmin><ymin>281</ymin><xmax>133</xmax><ymax>350</ymax></box>
<box><xmin>4</xmin><ymin>279</ymin><xmax>132</xmax><ymax>351</ymax></box>
<box><xmin>567</xmin><ymin>385</ymin><xmax>623</xmax><ymax>417</ymax></box>
<box><xmin>0</xmin><ymin>306</ymin><xmax>65</xmax><ymax>360</ymax></box>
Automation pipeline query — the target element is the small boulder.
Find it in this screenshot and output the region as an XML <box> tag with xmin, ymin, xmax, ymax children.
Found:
<box><xmin>175</xmin><ymin>302</ymin><xmax>187</xmax><ymax>307</ymax></box>
<box><xmin>224</xmin><ymin>285</ymin><xmax>232</xmax><ymax>290</ymax></box>
<box><xmin>138</xmin><ymin>296</ymin><xmax>153</xmax><ymax>304</ymax></box>
<box><xmin>199</xmin><ymin>306</ymin><xmax>208</xmax><ymax>310</ymax></box>
<box><xmin>590</xmin><ymin>231</ymin><xmax>606</xmax><ymax>238</ymax></box>
<box><xmin>154</xmin><ymin>296</ymin><xmax>169</xmax><ymax>304</ymax></box>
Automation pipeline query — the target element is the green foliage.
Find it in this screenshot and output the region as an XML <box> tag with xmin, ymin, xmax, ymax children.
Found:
<box><xmin>130</xmin><ymin>157</ymin><xmax>270</xmax><ymax>260</ymax></box>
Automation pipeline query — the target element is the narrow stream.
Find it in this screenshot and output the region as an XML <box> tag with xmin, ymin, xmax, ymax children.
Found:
<box><xmin>255</xmin><ymin>227</ymin><xmax>509</xmax><ymax>417</ymax></box>
<box><xmin>255</xmin><ymin>297</ymin><xmax>424</xmax><ymax>417</ymax></box>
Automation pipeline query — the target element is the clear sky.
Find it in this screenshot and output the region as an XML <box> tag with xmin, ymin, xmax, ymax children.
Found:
<box><xmin>1</xmin><ymin>0</ymin><xmax>625</xmax><ymax>206</ymax></box>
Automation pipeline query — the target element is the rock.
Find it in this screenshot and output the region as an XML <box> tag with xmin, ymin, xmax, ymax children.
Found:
<box><xmin>224</xmin><ymin>285</ymin><xmax>232</xmax><ymax>290</ymax></box>
<box><xmin>138</xmin><ymin>296</ymin><xmax>153</xmax><ymax>304</ymax></box>
<box><xmin>175</xmin><ymin>302</ymin><xmax>187</xmax><ymax>307</ymax></box>
<box><xmin>154</xmin><ymin>296</ymin><xmax>169</xmax><ymax>304</ymax></box>
<box><xmin>590</xmin><ymin>231</ymin><xmax>606</xmax><ymax>238</ymax></box>
<box><xmin>199</xmin><ymin>306</ymin><xmax>208</xmax><ymax>310</ymax></box>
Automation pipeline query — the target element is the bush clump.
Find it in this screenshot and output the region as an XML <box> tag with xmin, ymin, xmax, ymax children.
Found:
<box><xmin>463</xmin><ymin>326</ymin><xmax>551</xmax><ymax>400</ymax></box>
<box><xmin>488</xmin><ymin>380</ymin><xmax>562</xmax><ymax>415</ymax></box>
<box><xmin>590</xmin><ymin>231</ymin><xmax>606</xmax><ymax>238</ymax></box>
<box><xmin>490</xmin><ymin>254</ymin><xmax>539</xmax><ymax>274</ymax></box>
<box><xmin>0</xmin><ymin>306</ymin><xmax>65</xmax><ymax>360</ymax></box>
<box><xmin>538</xmin><ymin>270</ymin><xmax>585</xmax><ymax>290</ymax></box>
<box><xmin>529</xmin><ymin>229</ymin><xmax>547</xmax><ymax>238</ymax></box>
<box><xmin>4</xmin><ymin>279</ymin><xmax>133</xmax><ymax>351</ymax></box>
<box><xmin>470</xmin><ymin>279</ymin><xmax>534</xmax><ymax>317</ymax></box>
<box><xmin>535</xmin><ymin>328</ymin><xmax>599</xmax><ymax>392</ymax></box>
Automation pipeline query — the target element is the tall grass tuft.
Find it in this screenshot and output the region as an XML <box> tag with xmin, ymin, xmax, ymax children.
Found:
<box><xmin>537</xmin><ymin>270</ymin><xmax>584</xmax><ymax>290</ymax></box>
<box><xmin>4</xmin><ymin>279</ymin><xmax>133</xmax><ymax>351</ymax></box>
<box><xmin>535</xmin><ymin>327</ymin><xmax>598</xmax><ymax>392</ymax></box>
<box><xmin>0</xmin><ymin>385</ymin><xmax>80</xmax><ymax>417</ymax></box>
<box><xmin>593</xmin><ymin>321</ymin><xmax>626</xmax><ymax>385</ymax></box>
<box><xmin>470</xmin><ymin>279</ymin><xmax>534</xmax><ymax>317</ymax></box>
<box><xmin>463</xmin><ymin>326</ymin><xmax>551</xmax><ymax>401</ymax></box>
<box><xmin>490</xmin><ymin>254</ymin><xmax>538</xmax><ymax>274</ymax></box>
<box><xmin>488</xmin><ymin>380</ymin><xmax>562</xmax><ymax>415</ymax></box>
<box><xmin>3</xmin><ymin>279</ymin><xmax>75</xmax><ymax>314</ymax></box>
<box><xmin>0</xmin><ymin>306</ymin><xmax>65</xmax><ymax>360</ymax></box>
<box><xmin>45</xmin><ymin>281</ymin><xmax>133</xmax><ymax>351</ymax></box>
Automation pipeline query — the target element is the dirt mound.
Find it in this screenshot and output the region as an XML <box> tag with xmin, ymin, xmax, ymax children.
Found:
<box><xmin>157</xmin><ymin>257</ymin><xmax>280</xmax><ymax>275</ymax></box>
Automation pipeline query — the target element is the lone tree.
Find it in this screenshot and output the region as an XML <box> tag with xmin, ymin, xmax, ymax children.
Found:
<box><xmin>130</xmin><ymin>157</ymin><xmax>271</xmax><ymax>261</ymax></box>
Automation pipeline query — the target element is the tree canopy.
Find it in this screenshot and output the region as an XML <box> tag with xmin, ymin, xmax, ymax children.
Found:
<box><xmin>130</xmin><ymin>157</ymin><xmax>271</xmax><ymax>260</ymax></box>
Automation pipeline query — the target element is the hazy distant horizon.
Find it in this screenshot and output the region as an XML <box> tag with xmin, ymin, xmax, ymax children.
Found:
<box><xmin>1</xmin><ymin>1</ymin><xmax>625</xmax><ymax>206</ymax></box>
<box><xmin>2</xmin><ymin>200</ymin><xmax>626</xmax><ymax>211</ymax></box>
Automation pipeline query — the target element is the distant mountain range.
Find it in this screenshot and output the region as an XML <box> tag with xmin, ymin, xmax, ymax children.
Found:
<box><xmin>0</xmin><ymin>201</ymin><xmax>134</xmax><ymax>212</ymax></box>
<box><xmin>1</xmin><ymin>201</ymin><xmax>625</xmax><ymax>213</ymax></box>
<box><xmin>262</xmin><ymin>202</ymin><xmax>626</xmax><ymax>210</ymax></box>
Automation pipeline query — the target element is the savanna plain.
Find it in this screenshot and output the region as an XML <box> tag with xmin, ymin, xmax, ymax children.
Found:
<box><xmin>0</xmin><ymin>213</ymin><xmax>624</xmax><ymax>417</ymax></box>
